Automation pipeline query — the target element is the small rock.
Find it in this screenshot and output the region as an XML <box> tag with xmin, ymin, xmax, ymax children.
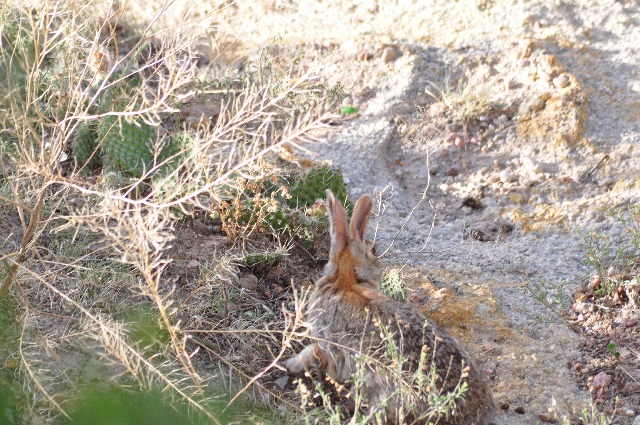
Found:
<box><xmin>603</xmin><ymin>403</ymin><xmax>615</xmax><ymax>415</ymax></box>
<box><xmin>540</xmin><ymin>71</ymin><xmax>553</xmax><ymax>82</ymax></box>
<box><xmin>515</xmin><ymin>406</ymin><xmax>525</xmax><ymax>414</ymax></box>
<box><xmin>192</xmin><ymin>219</ymin><xmax>214</xmax><ymax>235</ymax></box>
<box><xmin>269</xmin><ymin>266</ymin><xmax>285</xmax><ymax>279</ymax></box>
<box><xmin>622</xmin><ymin>408</ymin><xmax>634</xmax><ymax>417</ymax></box>
<box><xmin>356</xmin><ymin>51</ymin><xmax>373</xmax><ymax>61</ymax></box>
<box><xmin>553</xmin><ymin>74</ymin><xmax>570</xmax><ymax>88</ymax></box>
<box><xmin>509</xmin><ymin>193</ymin><xmax>526</xmax><ymax>204</ymax></box>
<box><xmin>273</xmin><ymin>284</ymin><xmax>285</xmax><ymax>295</ymax></box>
<box><xmin>522</xmin><ymin>157</ymin><xmax>543</xmax><ymax>173</ymax></box>
<box><xmin>408</xmin><ymin>292</ymin><xmax>426</xmax><ymax>303</ymax></box>
<box><xmin>238</xmin><ymin>273</ymin><xmax>259</xmax><ymax>291</ymax></box>
<box><xmin>231</xmin><ymin>58</ymin><xmax>246</xmax><ymax>72</ymax></box>
<box><xmin>507</xmin><ymin>79</ymin><xmax>521</xmax><ymax>89</ymax></box>
<box><xmin>499</xmin><ymin>169</ymin><xmax>514</xmax><ymax>183</ymax></box>
<box><xmin>591</xmin><ymin>371</ymin><xmax>612</xmax><ymax>390</ymax></box>
<box><xmin>626</xmin><ymin>318</ymin><xmax>638</xmax><ymax>327</ymax></box>
<box><xmin>498</xmin><ymin>114</ymin><xmax>509</xmax><ymax>123</ymax></box>
<box><xmin>574</xmin><ymin>301</ymin><xmax>592</xmax><ymax>314</ymax></box>
<box><xmin>634</xmin><ymin>415</ymin><xmax>640</xmax><ymax>425</ymax></box>
<box><xmin>527</xmin><ymin>96</ymin><xmax>546</xmax><ymax>112</ymax></box>
<box><xmin>187</xmin><ymin>260</ymin><xmax>200</xmax><ymax>269</ymax></box>
<box><xmin>274</xmin><ymin>375</ymin><xmax>289</xmax><ymax>389</ymax></box>
<box><xmin>539</xmin><ymin>412</ymin><xmax>556</xmax><ymax>423</ymax></box>
<box><xmin>381</xmin><ymin>46</ymin><xmax>397</xmax><ymax>63</ymax></box>
<box><xmin>462</xmin><ymin>196</ymin><xmax>483</xmax><ymax>210</ymax></box>
<box><xmin>445</xmin><ymin>168</ymin><xmax>459</xmax><ymax>177</ymax></box>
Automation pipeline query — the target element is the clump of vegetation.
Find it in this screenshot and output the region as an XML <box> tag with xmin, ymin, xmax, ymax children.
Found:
<box><xmin>220</xmin><ymin>164</ymin><xmax>350</xmax><ymax>246</ymax></box>
<box><xmin>0</xmin><ymin>1</ymin><xmax>339</xmax><ymax>423</ymax></box>
<box><xmin>290</xmin><ymin>317</ymin><xmax>466</xmax><ymax>424</ymax></box>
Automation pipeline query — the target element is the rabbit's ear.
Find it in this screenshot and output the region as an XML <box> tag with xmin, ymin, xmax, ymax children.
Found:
<box><xmin>350</xmin><ymin>195</ymin><xmax>372</xmax><ymax>244</ymax></box>
<box><xmin>326</xmin><ymin>189</ymin><xmax>348</xmax><ymax>256</ymax></box>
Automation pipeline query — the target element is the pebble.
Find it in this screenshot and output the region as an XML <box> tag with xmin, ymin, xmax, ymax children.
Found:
<box><xmin>622</xmin><ymin>408</ymin><xmax>635</xmax><ymax>417</ymax></box>
<box><xmin>231</xmin><ymin>59</ymin><xmax>245</xmax><ymax>72</ymax></box>
<box><xmin>407</xmin><ymin>292</ymin><xmax>426</xmax><ymax>303</ymax></box>
<box><xmin>499</xmin><ymin>169</ymin><xmax>514</xmax><ymax>183</ymax></box>
<box><xmin>590</xmin><ymin>371</ymin><xmax>611</xmax><ymax>390</ymax></box>
<box><xmin>539</xmin><ymin>412</ymin><xmax>556</xmax><ymax>423</ymax></box>
<box><xmin>527</xmin><ymin>96</ymin><xmax>546</xmax><ymax>112</ymax></box>
<box><xmin>192</xmin><ymin>219</ymin><xmax>214</xmax><ymax>235</ymax></box>
<box><xmin>509</xmin><ymin>193</ymin><xmax>526</xmax><ymax>204</ymax></box>
<box><xmin>238</xmin><ymin>273</ymin><xmax>259</xmax><ymax>291</ymax></box>
<box><xmin>507</xmin><ymin>79</ymin><xmax>520</xmax><ymax>90</ymax></box>
<box><xmin>187</xmin><ymin>260</ymin><xmax>200</xmax><ymax>268</ymax></box>
<box><xmin>626</xmin><ymin>318</ymin><xmax>638</xmax><ymax>327</ymax></box>
<box><xmin>498</xmin><ymin>114</ymin><xmax>509</xmax><ymax>123</ymax></box>
<box><xmin>274</xmin><ymin>375</ymin><xmax>289</xmax><ymax>389</ymax></box>
<box><xmin>634</xmin><ymin>415</ymin><xmax>640</xmax><ymax>425</ymax></box>
<box><xmin>356</xmin><ymin>51</ymin><xmax>373</xmax><ymax>61</ymax></box>
<box><xmin>381</xmin><ymin>46</ymin><xmax>397</xmax><ymax>63</ymax></box>
<box><xmin>540</xmin><ymin>71</ymin><xmax>553</xmax><ymax>82</ymax></box>
<box><xmin>484</xmin><ymin>368</ymin><xmax>496</xmax><ymax>378</ymax></box>
<box><xmin>553</xmin><ymin>74</ymin><xmax>570</xmax><ymax>88</ymax></box>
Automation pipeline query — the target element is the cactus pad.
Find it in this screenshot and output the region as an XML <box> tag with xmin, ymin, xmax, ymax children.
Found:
<box><xmin>72</xmin><ymin>122</ymin><xmax>101</xmax><ymax>172</ymax></box>
<box><xmin>288</xmin><ymin>165</ymin><xmax>350</xmax><ymax>211</ymax></box>
<box><xmin>98</xmin><ymin>116</ymin><xmax>156</xmax><ymax>178</ymax></box>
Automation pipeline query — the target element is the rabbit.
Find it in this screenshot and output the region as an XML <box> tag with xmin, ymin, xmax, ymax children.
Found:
<box><xmin>285</xmin><ymin>190</ymin><xmax>495</xmax><ymax>424</ymax></box>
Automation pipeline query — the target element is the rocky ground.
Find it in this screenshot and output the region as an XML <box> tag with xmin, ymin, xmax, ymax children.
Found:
<box><xmin>194</xmin><ymin>0</ymin><xmax>640</xmax><ymax>423</ymax></box>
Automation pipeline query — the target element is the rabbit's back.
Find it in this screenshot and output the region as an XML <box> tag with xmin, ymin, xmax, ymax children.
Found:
<box><xmin>309</xmin><ymin>285</ymin><xmax>494</xmax><ymax>424</ymax></box>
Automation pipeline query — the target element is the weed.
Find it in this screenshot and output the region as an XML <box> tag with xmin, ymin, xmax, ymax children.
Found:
<box><xmin>605</xmin><ymin>342</ymin><xmax>620</xmax><ymax>358</ymax></box>
<box><xmin>424</xmin><ymin>73</ymin><xmax>501</xmax><ymax>125</ymax></box>
<box><xmin>549</xmin><ymin>396</ymin><xmax>615</xmax><ymax>425</ymax></box>
<box><xmin>524</xmin><ymin>278</ymin><xmax>570</xmax><ymax>311</ymax></box>
<box><xmin>0</xmin><ymin>1</ymin><xmax>337</xmax><ymax>423</ymax></box>
<box><xmin>289</xmin><ymin>308</ymin><xmax>467</xmax><ymax>424</ymax></box>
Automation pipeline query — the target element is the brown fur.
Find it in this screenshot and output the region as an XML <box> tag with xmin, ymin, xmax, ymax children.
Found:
<box><xmin>285</xmin><ymin>190</ymin><xmax>495</xmax><ymax>424</ymax></box>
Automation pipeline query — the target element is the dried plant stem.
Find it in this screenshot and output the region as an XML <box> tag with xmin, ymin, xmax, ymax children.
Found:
<box><xmin>18</xmin><ymin>263</ymin><xmax>223</xmax><ymax>425</ymax></box>
<box><xmin>1</xmin><ymin>183</ymin><xmax>49</xmax><ymax>295</ymax></box>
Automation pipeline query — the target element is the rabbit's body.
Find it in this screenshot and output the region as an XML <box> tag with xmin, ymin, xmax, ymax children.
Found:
<box><xmin>285</xmin><ymin>191</ymin><xmax>495</xmax><ymax>424</ymax></box>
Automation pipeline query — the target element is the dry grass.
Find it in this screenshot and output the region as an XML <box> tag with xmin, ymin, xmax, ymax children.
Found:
<box><xmin>0</xmin><ymin>0</ymin><xmax>340</xmax><ymax>423</ymax></box>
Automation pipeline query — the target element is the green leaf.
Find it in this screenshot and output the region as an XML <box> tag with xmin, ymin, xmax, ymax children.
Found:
<box><xmin>340</xmin><ymin>105</ymin><xmax>358</xmax><ymax>115</ymax></box>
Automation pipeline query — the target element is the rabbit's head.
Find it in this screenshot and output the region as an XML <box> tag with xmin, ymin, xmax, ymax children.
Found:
<box><xmin>324</xmin><ymin>190</ymin><xmax>382</xmax><ymax>291</ymax></box>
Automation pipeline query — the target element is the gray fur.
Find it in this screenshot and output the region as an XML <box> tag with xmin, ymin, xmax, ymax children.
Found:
<box><xmin>285</xmin><ymin>191</ymin><xmax>495</xmax><ymax>424</ymax></box>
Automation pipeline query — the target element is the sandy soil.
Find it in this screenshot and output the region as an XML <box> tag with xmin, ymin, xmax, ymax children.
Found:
<box><xmin>201</xmin><ymin>0</ymin><xmax>640</xmax><ymax>423</ymax></box>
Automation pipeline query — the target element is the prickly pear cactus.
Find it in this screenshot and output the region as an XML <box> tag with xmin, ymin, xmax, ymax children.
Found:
<box><xmin>98</xmin><ymin>116</ymin><xmax>157</xmax><ymax>178</ymax></box>
<box><xmin>161</xmin><ymin>131</ymin><xmax>192</xmax><ymax>171</ymax></box>
<box><xmin>220</xmin><ymin>165</ymin><xmax>350</xmax><ymax>247</ymax></box>
<box><xmin>72</xmin><ymin>122</ymin><xmax>100</xmax><ymax>172</ymax></box>
<box><xmin>288</xmin><ymin>165</ymin><xmax>351</xmax><ymax>211</ymax></box>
